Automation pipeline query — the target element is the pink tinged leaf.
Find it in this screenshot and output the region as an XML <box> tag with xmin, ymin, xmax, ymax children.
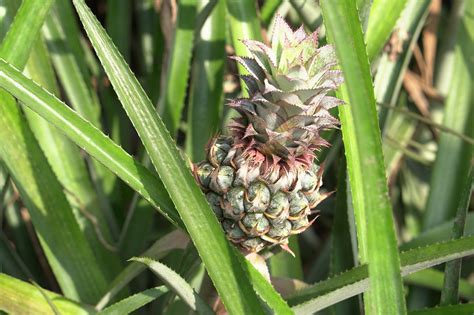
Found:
<box><xmin>293</xmin><ymin>25</ymin><xmax>307</xmax><ymax>43</ymax></box>
<box><xmin>286</xmin><ymin>64</ymin><xmax>310</xmax><ymax>81</ymax></box>
<box><xmin>271</xmin><ymin>14</ymin><xmax>295</xmax><ymax>60</ymax></box>
<box><xmin>263</xmin><ymin>78</ymin><xmax>280</xmax><ymax>94</ymax></box>
<box><xmin>307</xmin><ymin>45</ymin><xmax>338</xmax><ymax>76</ymax></box>
<box><xmin>274</xmin><ymin>73</ymin><xmax>307</xmax><ymax>92</ymax></box>
<box><xmin>241</xmin><ymin>39</ymin><xmax>276</xmax><ymax>73</ymax></box>
<box><xmin>240</xmin><ymin>75</ymin><xmax>261</xmax><ymax>95</ymax></box>
<box><xmin>230</xmin><ymin>56</ymin><xmax>265</xmax><ymax>81</ymax></box>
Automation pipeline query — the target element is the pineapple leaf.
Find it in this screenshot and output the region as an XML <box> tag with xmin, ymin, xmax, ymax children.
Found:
<box><xmin>365</xmin><ymin>0</ymin><xmax>409</xmax><ymax>61</ymax></box>
<box><xmin>98</xmin><ymin>287</ymin><xmax>168</xmax><ymax>315</ymax></box>
<box><xmin>0</xmin><ymin>59</ymin><xmax>181</xmax><ymax>228</ymax></box>
<box><xmin>0</xmin><ymin>274</ymin><xmax>94</xmax><ymax>315</ymax></box>
<box><xmin>96</xmin><ymin>230</ymin><xmax>189</xmax><ymax>310</ymax></box>
<box><xmin>321</xmin><ymin>0</ymin><xmax>406</xmax><ymax>314</ymax></box>
<box><xmin>158</xmin><ymin>0</ymin><xmax>197</xmax><ymax>136</ymax></box>
<box><xmin>130</xmin><ymin>257</ymin><xmax>214</xmax><ymax>315</ymax></box>
<box><xmin>288</xmin><ymin>235</ymin><xmax>474</xmax><ymax>313</ymax></box>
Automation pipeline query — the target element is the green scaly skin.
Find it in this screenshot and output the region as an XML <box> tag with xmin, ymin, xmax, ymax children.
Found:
<box><xmin>194</xmin><ymin>16</ymin><xmax>343</xmax><ymax>253</ymax></box>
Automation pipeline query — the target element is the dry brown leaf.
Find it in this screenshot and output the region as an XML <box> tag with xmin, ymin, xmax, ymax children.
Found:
<box><xmin>423</xmin><ymin>0</ymin><xmax>442</xmax><ymax>85</ymax></box>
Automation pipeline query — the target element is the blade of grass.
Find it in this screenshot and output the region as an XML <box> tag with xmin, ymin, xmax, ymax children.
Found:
<box><xmin>0</xmin><ymin>0</ymin><xmax>109</xmax><ymax>302</ymax></box>
<box><xmin>131</xmin><ymin>257</ymin><xmax>214</xmax><ymax>315</ymax></box>
<box><xmin>0</xmin><ymin>59</ymin><xmax>181</xmax><ymax>228</ymax></box>
<box><xmin>158</xmin><ymin>0</ymin><xmax>197</xmax><ymax>136</ymax></box>
<box><xmin>98</xmin><ymin>287</ymin><xmax>168</xmax><ymax>315</ymax></box>
<box><xmin>0</xmin><ymin>274</ymin><xmax>94</xmax><ymax>315</ymax></box>
<box><xmin>71</xmin><ymin>1</ymin><xmax>269</xmax><ymax>313</ymax></box>
<box><xmin>365</xmin><ymin>0</ymin><xmax>408</xmax><ymax>61</ymax></box>
<box><xmin>186</xmin><ymin>0</ymin><xmax>225</xmax><ymax>161</ymax></box>
<box><xmin>320</xmin><ymin>1</ymin><xmax>406</xmax><ymax>314</ymax></box>
<box><xmin>287</xmin><ymin>235</ymin><xmax>474</xmax><ymax>313</ymax></box>
<box><xmin>135</xmin><ymin>0</ymin><xmax>155</xmax><ymax>78</ymax></box>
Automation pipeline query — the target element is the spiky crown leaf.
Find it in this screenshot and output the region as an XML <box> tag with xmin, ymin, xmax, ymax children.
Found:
<box><xmin>229</xmin><ymin>15</ymin><xmax>344</xmax><ymax>165</ymax></box>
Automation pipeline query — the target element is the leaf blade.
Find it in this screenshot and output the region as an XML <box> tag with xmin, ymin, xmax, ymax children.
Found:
<box><xmin>320</xmin><ymin>1</ymin><xmax>406</xmax><ymax>314</ymax></box>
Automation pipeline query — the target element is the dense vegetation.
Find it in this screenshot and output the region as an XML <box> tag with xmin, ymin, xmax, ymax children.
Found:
<box><xmin>0</xmin><ymin>0</ymin><xmax>472</xmax><ymax>314</ymax></box>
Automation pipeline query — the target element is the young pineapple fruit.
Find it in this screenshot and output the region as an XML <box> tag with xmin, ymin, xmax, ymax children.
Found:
<box><xmin>193</xmin><ymin>16</ymin><xmax>343</xmax><ymax>253</ymax></box>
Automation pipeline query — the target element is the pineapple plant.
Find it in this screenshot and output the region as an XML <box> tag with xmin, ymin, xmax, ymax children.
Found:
<box><xmin>193</xmin><ymin>16</ymin><xmax>344</xmax><ymax>253</ymax></box>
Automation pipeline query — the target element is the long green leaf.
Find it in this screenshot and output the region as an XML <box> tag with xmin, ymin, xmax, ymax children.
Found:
<box><xmin>98</xmin><ymin>287</ymin><xmax>168</xmax><ymax>315</ymax></box>
<box><xmin>186</xmin><ymin>0</ymin><xmax>225</xmax><ymax>161</ymax></box>
<box><xmin>226</xmin><ymin>0</ymin><xmax>262</xmax><ymax>77</ymax></box>
<box><xmin>365</xmin><ymin>0</ymin><xmax>408</xmax><ymax>61</ymax></box>
<box><xmin>106</xmin><ymin>0</ymin><xmax>131</xmax><ymax>62</ymax></box>
<box><xmin>320</xmin><ymin>1</ymin><xmax>406</xmax><ymax>314</ymax></box>
<box><xmin>404</xmin><ymin>269</ymin><xmax>474</xmax><ymax>300</ymax></box>
<box><xmin>0</xmin><ymin>273</ymin><xmax>94</xmax><ymax>315</ymax></box>
<box><xmin>131</xmin><ymin>257</ymin><xmax>214</xmax><ymax>315</ymax></box>
<box><xmin>0</xmin><ymin>0</ymin><xmax>108</xmax><ymax>302</ymax></box>
<box><xmin>400</xmin><ymin>213</ymin><xmax>474</xmax><ymax>251</ymax></box>
<box><xmin>71</xmin><ymin>1</ymin><xmax>265</xmax><ymax>313</ymax></box>
<box><xmin>287</xmin><ymin>236</ymin><xmax>474</xmax><ymax>313</ymax></box>
<box><xmin>0</xmin><ymin>59</ymin><xmax>180</xmax><ymax>228</ymax></box>
<box><xmin>158</xmin><ymin>0</ymin><xmax>197</xmax><ymax>136</ymax></box>
<box><xmin>43</xmin><ymin>3</ymin><xmax>102</xmax><ymax>129</ymax></box>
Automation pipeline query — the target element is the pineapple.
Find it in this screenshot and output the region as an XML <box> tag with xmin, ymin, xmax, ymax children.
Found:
<box><xmin>193</xmin><ymin>16</ymin><xmax>344</xmax><ymax>253</ymax></box>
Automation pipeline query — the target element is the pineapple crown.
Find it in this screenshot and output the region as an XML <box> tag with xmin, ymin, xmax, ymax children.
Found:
<box><xmin>228</xmin><ymin>16</ymin><xmax>344</xmax><ymax>167</ymax></box>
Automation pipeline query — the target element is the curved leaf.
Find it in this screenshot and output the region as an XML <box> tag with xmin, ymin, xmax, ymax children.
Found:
<box><xmin>98</xmin><ymin>287</ymin><xmax>168</xmax><ymax>315</ymax></box>
<box><xmin>131</xmin><ymin>257</ymin><xmax>214</xmax><ymax>315</ymax></box>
